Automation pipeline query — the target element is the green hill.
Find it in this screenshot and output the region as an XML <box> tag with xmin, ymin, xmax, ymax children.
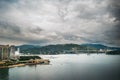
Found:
<box><xmin>15</xmin><ymin>44</ymin><xmax>120</xmax><ymax>54</ymax></box>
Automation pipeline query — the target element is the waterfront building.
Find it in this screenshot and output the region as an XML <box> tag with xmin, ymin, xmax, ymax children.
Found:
<box><xmin>15</xmin><ymin>48</ymin><xmax>20</xmax><ymax>56</ymax></box>
<box><xmin>10</xmin><ymin>45</ymin><xmax>15</xmax><ymax>58</ymax></box>
<box><xmin>0</xmin><ymin>45</ymin><xmax>17</xmax><ymax>60</ymax></box>
<box><xmin>0</xmin><ymin>45</ymin><xmax>10</xmax><ymax>60</ymax></box>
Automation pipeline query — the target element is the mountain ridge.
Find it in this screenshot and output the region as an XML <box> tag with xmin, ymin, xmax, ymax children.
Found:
<box><xmin>15</xmin><ymin>43</ymin><xmax>120</xmax><ymax>54</ymax></box>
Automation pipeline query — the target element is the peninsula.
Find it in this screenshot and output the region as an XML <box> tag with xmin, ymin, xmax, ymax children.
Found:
<box><xmin>0</xmin><ymin>45</ymin><xmax>50</xmax><ymax>68</ymax></box>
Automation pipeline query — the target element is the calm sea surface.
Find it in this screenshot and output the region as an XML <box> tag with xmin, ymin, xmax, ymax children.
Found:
<box><xmin>0</xmin><ymin>54</ymin><xmax>120</xmax><ymax>80</ymax></box>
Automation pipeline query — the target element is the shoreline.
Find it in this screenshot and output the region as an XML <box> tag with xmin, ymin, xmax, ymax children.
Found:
<box><xmin>0</xmin><ymin>64</ymin><xmax>25</xmax><ymax>69</ymax></box>
<box><xmin>0</xmin><ymin>59</ymin><xmax>50</xmax><ymax>69</ymax></box>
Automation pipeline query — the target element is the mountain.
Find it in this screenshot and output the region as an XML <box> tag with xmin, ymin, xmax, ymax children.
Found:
<box><xmin>19</xmin><ymin>44</ymin><xmax>83</xmax><ymax>54</ymax></box>
<box><xmin>80</xmin><ymin>44</ymin><xmax>107</xmax><ymax>49</ymax></box>
<box><xmin>16</xmin><ymin>44</ymin><xmax>120</xmax><ymax>54</ymax></box>
<box><xmin>16</xmin><ymin>44</ymin><xmax>40</xmax><ymax>51</ymax></box>
<box><xmin>80</xmin><ymin>44</ymin><xmax>120</xmax><ymax>50</ymax></box>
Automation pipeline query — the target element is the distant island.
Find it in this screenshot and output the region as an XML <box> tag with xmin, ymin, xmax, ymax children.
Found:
<box><xmin>15</xmin><ymin>44</ymin><xmax>120</xmax><ymax>55</ymax></box>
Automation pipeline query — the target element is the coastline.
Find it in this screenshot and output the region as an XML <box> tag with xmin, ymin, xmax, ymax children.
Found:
<box><xmin>0</xmin><ymin>64</ymin><xmax>26</xmax><ymax>69</ymax></box>
<box><xmin>0</xmin><ymin>58</ymin><xmax>50</xmax><ymax>69</ymax></box>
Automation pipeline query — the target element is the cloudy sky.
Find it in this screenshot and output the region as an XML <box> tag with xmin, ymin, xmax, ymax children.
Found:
<box><xmin>0</xmin><ymin>0</ymin><xmax>120</xmax><ymax>46</ymax></box>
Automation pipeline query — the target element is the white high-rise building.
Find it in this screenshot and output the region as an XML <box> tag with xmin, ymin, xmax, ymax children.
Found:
<box><xmin>10</xmin><ymin>45</ymin><xmax>15</xmax><ymax>58</ymax></box>
<box><xmin>15</xmin><ymin>48</ymin><xmax>20</xmax><ymax>56</ymax></box>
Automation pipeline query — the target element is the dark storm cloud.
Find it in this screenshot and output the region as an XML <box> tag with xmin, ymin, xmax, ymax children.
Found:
<box><xmin>103</xmin><ymin>0</ymin><xmax>120</xmax><ymax>46</ymax></box>
<box><xmin>0</xmin><ymin>19</ymin><xmax>45</xmax><ymax>45</ymax></box>
<box><xmin>29</xmin><ymin>27</ymin><xmax>43</xmax><ymax>34</ymax></box>
<box><xmin>110</xmin><ymin>0</ymin><xmax>120</xmax><ymax>21</ymax></box>
<box><xmin>111</xmin><ymin>0</ymin><xmax>120</xmax><ymax>40</ymax></box>
<box><xmin>0</xmin><ymin>20</ymin><xmax>21</xmax><ymax>35</ymax></box>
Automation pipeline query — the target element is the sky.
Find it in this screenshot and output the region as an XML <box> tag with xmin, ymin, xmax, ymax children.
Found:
<box><xmin>0</xmin><ymin>0</ymin><xmax>120</xmax><ymax>46</ymax></box>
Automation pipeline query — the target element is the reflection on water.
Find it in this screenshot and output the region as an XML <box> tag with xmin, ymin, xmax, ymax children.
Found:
<box><xmin>0</xmin><ymin>54</ymin><xmax>120</xmax><ymax>80</ymax></box>
<box><xmin>0</xmin><ymin>68</ymin><xmax>9</xmax><ymax>80</ymax></box>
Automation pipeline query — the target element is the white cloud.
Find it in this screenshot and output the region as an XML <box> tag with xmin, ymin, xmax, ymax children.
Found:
<box><xmin>0</xmin><ymin>0</ymin><xmax>119</xmax><ymax>46</ymax></box>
